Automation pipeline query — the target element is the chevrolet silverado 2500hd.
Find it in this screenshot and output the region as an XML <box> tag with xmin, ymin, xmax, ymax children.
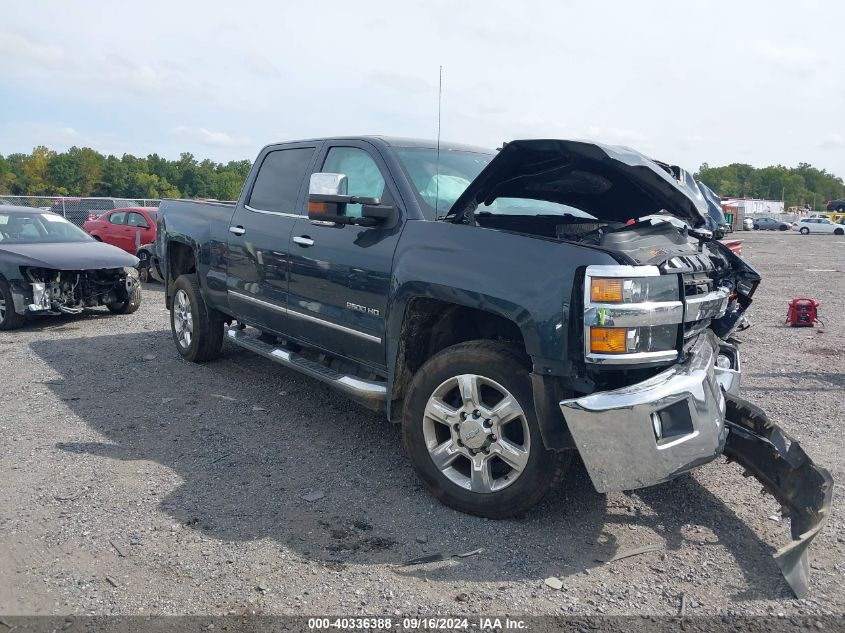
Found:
<box><xmin>157</xmin><ymin>137</ymin><xmax>831</xmax><ymax>596</ymax></box>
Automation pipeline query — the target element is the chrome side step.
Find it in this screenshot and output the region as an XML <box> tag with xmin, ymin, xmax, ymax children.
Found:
<box><xmin>225</xmin><ymin>327</ymin><xmax>387</xmax><ymax>411</ymax></box>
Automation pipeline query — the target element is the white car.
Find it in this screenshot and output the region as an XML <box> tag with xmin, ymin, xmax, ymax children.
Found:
<box><xmin>797</xmin><ymin>217</ymin><xmax>845</xmax><ymax>235</ymax></box>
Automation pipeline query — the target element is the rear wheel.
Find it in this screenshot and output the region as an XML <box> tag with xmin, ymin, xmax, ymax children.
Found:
<box><xmin>402</xmin><ymin>340</ymin><xmax>569</xmax><ymax>518</ymax></box>
<box><xmin>835</xmin><ymin>228</ymin><xmax>844</xmax><ymax>236</ymax></box>
<box><xmin>0</xmin><ymin>278</ymin><xmax>26</xmax><ymax>330</ymax></box>
<box><xmin>800</xmin><ymin>227</ymin><xmax>810</xmax><ymax>235</ymax></box>
<box><xmin>170</xmin><ymin>274</ymin><xmax>223</xmax><ymax>362</ymax></box>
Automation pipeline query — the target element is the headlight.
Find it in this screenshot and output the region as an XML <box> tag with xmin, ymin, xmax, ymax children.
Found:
<box><xmin>584</xmin><ymin>265</ymin><xmax>683</xmax><ymax>365</ymax></box>
<box><xmin>590</xmin><ymin>275</ymin><xmax>679</xmax><ymax>303</ymax></box>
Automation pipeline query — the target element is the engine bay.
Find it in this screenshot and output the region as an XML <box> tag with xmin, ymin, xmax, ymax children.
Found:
<box><xmin>25</xmin><ymin>266</ymin><xmax>134</xmax><ymax>314</ymax></box>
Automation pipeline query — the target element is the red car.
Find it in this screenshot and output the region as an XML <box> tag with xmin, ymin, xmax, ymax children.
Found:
<box><xmin>82</xmin><ymin>207</ymin><xmax>158</xmax><ymax>254</ymax></box>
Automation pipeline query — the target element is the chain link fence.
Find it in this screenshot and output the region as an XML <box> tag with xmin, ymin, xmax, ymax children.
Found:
<box><xmin>0</xmin><ymin>196</ymin><xmax>161</xmax><ymax>227</ymax></box>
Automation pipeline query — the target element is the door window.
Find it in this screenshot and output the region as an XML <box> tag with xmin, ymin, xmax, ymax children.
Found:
<box><xmin>109</xmin><ymin>212</ymin><xmax>127</xmax><ymax>224</ymax></box>
<box><xmin>126</xmin><ymin>212</ymin><xmax>149</xmax><ymax>228</ymax></box>
<box><xmin>322</xmin><ymin>147</ymin><xmax>386</xmax><ymax>218</ymax></box>
<box><xmin>248</xmin><ymin>147</ymin><xmax>316</xmax><ymax>213</ymax></box>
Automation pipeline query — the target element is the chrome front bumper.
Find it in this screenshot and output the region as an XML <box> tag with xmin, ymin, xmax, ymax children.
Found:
<box><xmin>561</xmin><ymin>333</ymin><xmax>734</xmax><ymax>493</ymax></box>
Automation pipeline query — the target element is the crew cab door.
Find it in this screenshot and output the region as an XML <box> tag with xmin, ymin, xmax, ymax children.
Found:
<box><xmin>226</xmin><ymin>142</ymin><xmax>320</xmax><ymax>332</ymax></box>
<box><xmin>287</xmin><ymin>141</ymin><xmax>403</xmax><ymax>372</ymax></box>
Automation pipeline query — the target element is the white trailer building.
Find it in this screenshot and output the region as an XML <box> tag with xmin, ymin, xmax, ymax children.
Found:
<box><xmin>721</xmin><ymin>198</ymin><xmax>785</xmax><ymax>217</ymax></box>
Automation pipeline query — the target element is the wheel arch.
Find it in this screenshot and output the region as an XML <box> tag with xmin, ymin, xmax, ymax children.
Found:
<box><xmin>164</xmin><ymin>238</ymin><xmax>197</xmax><ymax>309</ymax></box>
<box><xmin>386</xmin><ymin>291</ymin><xmax>537</xmax><ymax>422</ymax></box>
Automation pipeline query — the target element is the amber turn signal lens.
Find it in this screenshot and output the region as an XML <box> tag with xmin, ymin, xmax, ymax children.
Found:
<box><xmin>591</xmin><ymin>278</ymin><xmax>623</xmax><ymax>303</ymax></box>
<box><xmin>308</xmin><ymin>201</ymin><xmax>328</xmax><ymax>213</ymax></box>
<box><xmin>590</xmin><ymin>327</ymin><xmax>629</xmax><ymax>353</ymax></box>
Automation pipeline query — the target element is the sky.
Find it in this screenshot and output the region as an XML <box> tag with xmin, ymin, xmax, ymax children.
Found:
<box><xmin>2</xmin><ymin>0</ymin><xmax>844</xmax><ymax>177</ymax></box>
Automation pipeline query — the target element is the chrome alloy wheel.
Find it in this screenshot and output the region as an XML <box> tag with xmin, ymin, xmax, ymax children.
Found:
<box><xmin>173</xmin><ymin>289</ymin><xmax>194</xmax><ymax>349</ymax></box>
<box><xmin>422</xmin><ymin>373</ymin><xmax>531</xmax><ymax>493</ymax></box>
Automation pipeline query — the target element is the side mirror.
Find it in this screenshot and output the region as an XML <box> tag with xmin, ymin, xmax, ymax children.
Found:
<box><xmin>307</xmin><ymin>172</ymin><xmax>393</xmax><ymax>227</ymax></box>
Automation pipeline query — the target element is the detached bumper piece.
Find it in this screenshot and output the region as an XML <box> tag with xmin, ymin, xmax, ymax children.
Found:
<box><xmin>724</xmin><ymin>395</ymin><xmax>833</xmax><ymax>598</ymax></box>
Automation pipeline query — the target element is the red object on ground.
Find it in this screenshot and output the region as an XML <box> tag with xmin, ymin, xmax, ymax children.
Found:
<box><xmin>82</xmin><ymin>207</ymin><xmax>158</xmax><ymax>254</ymax></box>
<box><xmin>721</xmin><ymin>239</ymin><xmax>743</xmax><ymax>256</ymax></box>
<box><xmin>785</xmin><ymin>297</ymin><xmax>820</xmax><ymax>327</ymax></box>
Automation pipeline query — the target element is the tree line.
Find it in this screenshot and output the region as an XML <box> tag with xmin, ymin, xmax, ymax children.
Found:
<box><xmin>696</xmin><ymin>162</ymin><xmax>844</xmax><ymax>210</ymax></box>
<box><xmin>0</xmin><ymin>146</ymin><xmax>252</xmax><ymax>201</ymax></box>
<box><xmin>1</xmin><ymin>145</ymin><xmax>844</xmax><ymax>210</ymax></box>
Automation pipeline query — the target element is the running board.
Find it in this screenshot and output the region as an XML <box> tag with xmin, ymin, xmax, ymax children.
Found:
<box><xmin>226</xmin><ymin>327</ymin><xmax>387</xmax><ymax>411</ymax></box>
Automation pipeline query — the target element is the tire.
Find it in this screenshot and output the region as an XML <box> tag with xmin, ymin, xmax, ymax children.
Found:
<box><xmin>800</xmin><ymin>227</ymin><xmax>809</xmax><ymax>235</ymax></box>
<box><xmin>402</xmin><ymin>340</ymin><xmax>570</xmax><ymax>518</ymax></box>
<box><xmin>170</xmin><ymin>273</ymin><xmax>223</xmax><ymax>362</ymax></box>
<box><xmin>137</xmin><ymin>250</ymin><xmax>151</xmax><ymax>283</ymax></box>
<box><xmin>837</xmin><ymin>206</ymin><xmax>844</xmax><ymax>213</ymax></box>
<box><xmin>0</xmin><ymin>277</ymin><xmax>26</xmax><ymax>330</ymax></box>
<box><xmin>779</xmin><ymin>225</ymin><xmax>788</xmax><ymax>231</ymax></box>
<box><xmin>107</xmin><ymin>268</ymin><xmax>142</xmax><ymax>314</ymax></box>
<box><xmin>753</xmin><ymin>225</ymin><xmax>760</xmax><ymax>230</ymax></box>
<box><xmin>835</xmin><ymin>228</ymin><xmax>844</xmax><ymax>236</ymax></box>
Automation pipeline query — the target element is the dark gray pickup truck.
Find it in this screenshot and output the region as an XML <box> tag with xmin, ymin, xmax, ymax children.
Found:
<box><xmin>157</xmin><ymin>137</ymin><xmax>831</xmax><ymax>596</ymax></box>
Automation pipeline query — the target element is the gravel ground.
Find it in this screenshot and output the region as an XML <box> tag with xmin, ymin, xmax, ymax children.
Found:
<box><xmin>1</xmin><ymin>231</ymin><xmax>843</xmax><ymax>618</ymax></box>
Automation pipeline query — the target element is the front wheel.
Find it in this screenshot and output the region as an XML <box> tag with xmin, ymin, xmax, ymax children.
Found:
<box><xmin>800</xmin><ymin>227</ymin><xmax>810</xmax><ymax>235</ymax></box>
<box><xmin>402</xmin><ymin>340</ymin><xmax>569</xmax><ymax>518</ymax></box>
<box><xmin>107</xmin><ymin>268</ymin><xmax>142</xmax><ymax>314</ymax></box>
<box><xmin>170</xmin><ymin>274</ymin><xmax>223</xmax><ymax>362</ymax></box>
<box><xmin>0</xmin><ymin>278</ymin><xmax>26</xmax><ymax>330</ymax></box>
<box><xmin>835</xmin><ymin>228</ymin><xmax>844</xmax><ymax>235</ymax></box>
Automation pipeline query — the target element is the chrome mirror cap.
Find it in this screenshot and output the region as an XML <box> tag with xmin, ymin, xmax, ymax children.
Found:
<box><xmin>309</xmin><ymin>173</ymin><xmax>348</xmax><ymax>196</ymax></box>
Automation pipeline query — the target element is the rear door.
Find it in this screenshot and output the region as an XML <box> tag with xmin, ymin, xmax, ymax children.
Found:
<box><xmin>226</xmin><ymin>142</ymin><xmax>321</xmax><ymax>333</ymax></box>
<box><xmin>287</xmin><ymin>141</ymin><xmax>404</xmax><ymax>371</ymax></box>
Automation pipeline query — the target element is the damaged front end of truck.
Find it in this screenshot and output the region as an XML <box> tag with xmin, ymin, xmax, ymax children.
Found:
<box><xmin>448</xmin><ymin>139</ymin><xmax>833</xmax><ymax>597</ymax></box>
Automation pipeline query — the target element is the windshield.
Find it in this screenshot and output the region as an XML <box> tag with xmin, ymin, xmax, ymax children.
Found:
<box><xmin>0</xmin><ymin>212</ymin><xmax>93</xmax><ymax>244</ymax></box>
<box><xmin>395</xmin><ymin>147</ymin><xmax>595</xmax><ymax>220</ymax></box>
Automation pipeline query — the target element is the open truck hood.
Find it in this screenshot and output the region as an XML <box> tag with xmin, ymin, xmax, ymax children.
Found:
<box><xmin>444</xmin><ymin>139</ymin><xmax>708</xmax><ymax>227</ymax></box>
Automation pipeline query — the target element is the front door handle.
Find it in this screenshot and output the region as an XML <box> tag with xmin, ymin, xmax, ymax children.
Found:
<box><xmin>229</xmin><ymin>225</ymin><xmax>246</xmax><ymax>236</ymax></box>
<box><xmin>293</xmin><ymin>236</ymin><xmax>314</xmax><ymax>247</ymax></box>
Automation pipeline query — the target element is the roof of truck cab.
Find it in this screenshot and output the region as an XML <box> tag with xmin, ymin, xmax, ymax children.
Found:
<box><xmin>268</xmin><ymin>136</ymin><xmax>494</xmax><ymax>154</ymax></box>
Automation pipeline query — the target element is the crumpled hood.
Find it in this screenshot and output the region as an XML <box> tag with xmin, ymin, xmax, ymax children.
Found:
<box><xmin>445</xmin><ymin>139</ymin><xmax>708</xmax><ymax>227</ymax></box>
<box><xmin>0</xmin><ymin>241</ymin><xmax>138</xmax><ymax>271</ymax></box>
